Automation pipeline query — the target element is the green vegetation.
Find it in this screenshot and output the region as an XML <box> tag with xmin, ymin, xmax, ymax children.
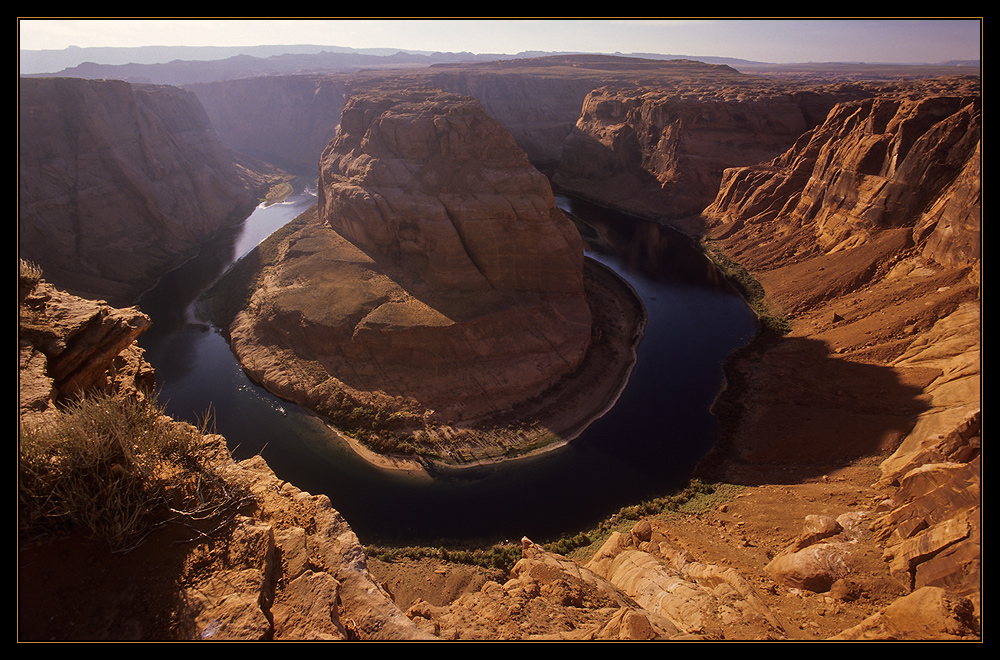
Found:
<box><xmin>18</xmin><ymin>393</ymin><xmax>253</xmax><ymax>552</ymax></box>
<box><xmin>572</xmin><ymin>479</ymin><xmax>743</xmax><ymax>558</ymax></box>
<box><xmin>700</xmin><ymin>241</ymin><xmax>791</xmax><ymax>336</ymax></box>
<box><xmin>263</xmin><ymin>181</ymin><xmax>294</xmax><ymax>206</ymax></box>
<box><xmin>365</xmin><ymin>479</ymin><xmax>743</xmax><ymax>574</ymax></box>
<box><xmin>366</xmin><ymin>541</ymin><xmax>523</xmax><ymax>577</ymax></box>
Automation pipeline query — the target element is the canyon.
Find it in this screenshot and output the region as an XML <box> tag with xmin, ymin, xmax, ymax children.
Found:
<box><xmin>217</xmin><ymin>89</ymin><xmax>642</xmax><ymax>465</ymax></box>
<box><xmin>17</xmin><ymin>77</ymin><xmax>286</xmax><ymax>306</ymax></box>
<box><xmin>18</xmin><ymin>54</ymin><xmax>979</xmax><ymax>640</ymax></box>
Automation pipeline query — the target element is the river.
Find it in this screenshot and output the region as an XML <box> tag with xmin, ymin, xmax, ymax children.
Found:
<box><xmin>136</xmin><ymin>178</ymin><xmax>757</xmax><ymax>547</ymax></box>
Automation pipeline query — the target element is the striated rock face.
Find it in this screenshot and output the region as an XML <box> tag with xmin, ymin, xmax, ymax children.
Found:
<box><xmin>227</xmin><ymin>91</ymin><xmax>603</xmax><ymax>448</ymax></box>
<box><xmin>554</xmin><ymin>85</ymin><xmax>816</xmax><ymax>219</ymax></box>
<box><xmin>18</xmin><ymin>269</ymin><xmax>154</xmax><ymax>427</ymax></box>
<box><xmin>18</xmin><ymin>76</ymin><xmax>264</xmax><ymax>305</ymax></box>
<box><xmin>700</xmin><ymin>80</ymin><xmax>980</xmax><ymax>622</ymax></box>
<box><xmin>554</xmin><ymin>77</ymin><xmax>979</xmax><ymax>223</ymax></box>
<box><xmin>705</xmin><ymin>90</ymin><xmax>981</xmax><ymax>278</ymax></box>
<box><xmin>318</xmin><ymin>91</ymin><xmax>587</xmax><ymax>294</ymax></box>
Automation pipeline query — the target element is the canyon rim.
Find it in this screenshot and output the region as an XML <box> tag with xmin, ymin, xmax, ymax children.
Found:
<box><xmin>18</xmin><ymin>41</ymin><xmax>980</xmax><ymax>641</ymax></box>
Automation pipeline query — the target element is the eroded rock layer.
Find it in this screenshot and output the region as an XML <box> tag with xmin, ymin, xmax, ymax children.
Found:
<box><xmin>553</xmin><ymin>76</ymin><xmax>980</xmax><ymax>222</ymax></box>
<box><xmin>226</xmin><ymin>91</ymin><xmax>642</xmax><ymax>461</ymax></box>
<box><xmin>318</xmin><ymin>91</ymin><xmax>588</xmax><ymax>295</ymax></box>
<box><xmin>699</xmin><ymin>81</ymin><xmax>980</xmax><ymax>618</ymax></box>
<box><xmin>18</xmin><ymin>268</ymin><xmax>154</xmax><ymax>427</ymax></box>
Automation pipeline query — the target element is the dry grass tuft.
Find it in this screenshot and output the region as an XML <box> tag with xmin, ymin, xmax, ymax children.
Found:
<box><xmin>18</xmin><ymin>394</ymin><xmax>252</xmax><ymax>552</ymax></box>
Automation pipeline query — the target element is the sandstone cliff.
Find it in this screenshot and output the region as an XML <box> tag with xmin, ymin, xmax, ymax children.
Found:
<box><xmin>317</xmin><ymin>90</ymin><xmax>588</xmax><ymax>296</ymax></box>
<box><xmin>185</xmin><ymin>74</ymin><xmax>348</xmax><ymax>172</ymax></box>
<box><xmin>554</xmin><ymin>85</ymin><xmax>810</xmax><ymax>219</ymax></box>
<box><xmin>18</xmin><ymin>77</ymin><xmax>268</xmax><ymax>305</ymax></box>
<box><xmin>699</xmin><ymin>80</ymin><xmax>980</xmax><ymax>619</ymax></box>
<box><xmin>185</xmin><ymin>56</ymin><xmax>767</xmax><ymax>174</ymax></box>
<box><xmin>222</xmin><ymin>90</ymin><xmax>645</xmax><ymax>463</ymax></box>
<box><xmin>18</xmin><ymin>270</ymin><xmax>432</xmax><ymax>641</ymax></box>
<box><xmin>553</xmin><ymin>77</ymin><xmax>979</xmax><ymax>222</ymax></box>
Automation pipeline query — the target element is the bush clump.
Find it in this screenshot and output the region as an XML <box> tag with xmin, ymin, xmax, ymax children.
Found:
<box><xmin>19</xmin><ymin>393</ymin><xmax>250</xmax><ymax>552</ymax></box>
<box><xmin>19</xmin><ymin>258</ymin><xmax>43</xmax><ymax>288</ymax></box>
<box><xmin>700</xmin><ymin>242</ymin><xmax>791</xmax><ymax>336</ymax></box>
<box><xmin>367</xmin><ymin>541</ymin><xmax>523</xmax><ymax>575</ymax></box>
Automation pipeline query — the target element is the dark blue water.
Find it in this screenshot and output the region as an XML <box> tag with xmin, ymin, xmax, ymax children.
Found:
<box><xmin>137</xmin><ymin>180</ymin><xmax>757</xmax><ymax>546</ymax></box>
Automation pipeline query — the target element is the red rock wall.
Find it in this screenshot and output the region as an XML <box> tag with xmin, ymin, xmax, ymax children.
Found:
<box><xmin>318</xmin><ymin>91</ymin><xmax>587</xmax><ymax>295</ymax></box>
<box><xmin>186</xmin><ymin>75</ymin><xmax>348</xmax><ymax>172</ymax></box>
<box><xmin>18</xmin><ymin>77</ymin><xmax>261</xmax><ymax>304</ymax></box>
<box><xmin>705</xmin><ymin>92</ymin><xmax>981</xmax><ymax>275</ymax></box>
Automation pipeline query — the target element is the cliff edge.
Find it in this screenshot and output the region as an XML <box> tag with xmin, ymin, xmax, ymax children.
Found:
<box><xmin>699</xmin><ymin>84</ymin><xmax>980</xmax><ymax>618</ymax></box>
<box><xmin>18</xmin><ymin>266</ymin><xmax>432</xmax><ymax>640</ymax></box>
<box><xmin>18</xmin><ymin>77</ymin><xmax>271</xmax><ymax>305</ymax></box>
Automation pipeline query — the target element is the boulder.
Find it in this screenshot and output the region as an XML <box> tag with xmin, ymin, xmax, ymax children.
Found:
<box><xmin>831</xmin><ymin>586</ymin><xmax>978</xmax><ymax>640</ymax></box>
<box><xmin>18</xmin><ymin>277</ymin><xmax>154</xmax><ymax>425</ymax></box>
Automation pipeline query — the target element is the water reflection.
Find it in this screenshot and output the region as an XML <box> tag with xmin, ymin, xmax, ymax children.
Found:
<box><xmin>557</xmin><ymin>194</ymin><xmax>733</xmax><ymax>292</ymax></box>
<box><xmin>137</xmin><ymin>182</ymin><xmax>757</xmax><ymax>546</ymax></box>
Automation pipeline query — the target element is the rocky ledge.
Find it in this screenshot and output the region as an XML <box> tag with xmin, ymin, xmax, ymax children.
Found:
<box><xmin>19</xmin><ymin>269</ymin><xmax>154</xmax><ymax>427</ymax></box>
<box><xmin>18</xmin><ymin>270</ymin><xmax>433</xmax><ymax>640</ymax></box>
<box><xmin>221</xmin><ymin>91</ymin><xmax>645</xmax><ymax>465</ymax></box>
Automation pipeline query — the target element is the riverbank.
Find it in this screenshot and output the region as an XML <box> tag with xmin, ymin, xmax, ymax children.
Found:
<box><xmin>212</xmin><ymin>208</ymin><xmax>647</xmax><ymax>471</ymax></box>
<box><xmin>329</xmin><ymin>257</ymin><xmax>647</xmax><ymax>474</ymax></box>
<box><xmin>294</xmin><ymin>257</ymin><xmax>644</xmax><ymax>473</ymax></box>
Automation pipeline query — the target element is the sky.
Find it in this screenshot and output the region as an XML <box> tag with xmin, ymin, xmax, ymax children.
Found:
<box><xmin>17</xmin><ymin>18</ymin><xmax>982</xmax><ymax>64</ymax></box>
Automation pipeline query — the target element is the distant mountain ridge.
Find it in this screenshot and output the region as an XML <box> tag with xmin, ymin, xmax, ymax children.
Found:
<box><xmin>20</xmin><ymin>42</ymin><xmax>979</xmax><ymax>88</ymax></box>
<box><xmin>18</xmin><ymin>43</ymin><xmax>443</xmax><ymax>73</ymax></box>
<box><xmin>19</xmin><ymin>43</ymin><xmax>776</xmax><ymax>74</ymax></box>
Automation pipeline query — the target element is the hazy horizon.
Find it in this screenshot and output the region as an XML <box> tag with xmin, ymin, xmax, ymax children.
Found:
<box><xmin>18</xmin><ymin>18</ymin><xmax>982</xmax><ymax>66</ymax></box>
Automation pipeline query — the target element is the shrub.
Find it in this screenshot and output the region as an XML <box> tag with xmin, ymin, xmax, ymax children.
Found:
<box><xmin>19</xmin><ymin>393</ymin><xmax>250</xmax><ymax>552</ymax></box>
<box><xmin>19</xmin><ymin>259</ymin><xmax>43</xmax><ymax>287</ymax></box>
<box><xmin>19</xmin><ymin>259</ymin><xmax>43</xmax><ymax>298</ymax></box>
<box><xmin>366</xmin><ymin>541</ymin><xmax>523</xmax><ymax>574</ymax></box>
<box><xmin>699</xmin><ymin>242</ymin><xmax>790</xmax><ymax>336</ymax></box>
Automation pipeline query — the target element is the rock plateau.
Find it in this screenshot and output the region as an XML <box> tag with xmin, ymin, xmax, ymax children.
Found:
<box><xmin>223</xmin><ymin>90</ymin><xmax>642</xmax><ymax>463</ymax></box>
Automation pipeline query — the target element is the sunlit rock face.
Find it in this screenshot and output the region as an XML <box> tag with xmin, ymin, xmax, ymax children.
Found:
<box><xmin>318</xmin><ymin>90</ymin><xmax>588</xmax><ymax>294</ymax></box>
<box><xmin>704</xmin><ymin>92</ymin><xmax>981</xmax><ymax>273</ymax></box>
<box><xmin>701</xmin><ymin>82</ymin><xmax>981</xmax><ymax>617</ymax></box>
